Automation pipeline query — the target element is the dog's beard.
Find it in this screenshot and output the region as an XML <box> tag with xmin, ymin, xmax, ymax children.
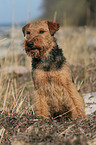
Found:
<box><xmin>24</xmin><ymin>45</ymin><xmax>44</xmax><ymax>58</ymax></box>
<box><xmin>30</xmin><ymin>49</ymin><xmax>40</xmax><ymax>58</ymax></box>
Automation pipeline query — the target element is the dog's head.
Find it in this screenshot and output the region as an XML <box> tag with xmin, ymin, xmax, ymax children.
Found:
<box><xmin>22</xmin><ymin>20</ymin><xmax>60</xmax><ymax>58</ymax></box>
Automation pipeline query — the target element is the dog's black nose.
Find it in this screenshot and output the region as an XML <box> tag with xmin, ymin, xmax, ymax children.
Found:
<box><xmin>27</xmin><ymin>41</ymin><xmax>34</xmax><ymax>47</ymax></box>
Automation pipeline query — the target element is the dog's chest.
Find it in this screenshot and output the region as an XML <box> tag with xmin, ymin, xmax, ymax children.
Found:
<box><xmin>32</xmin><ymin>68</ymin><xmax>66</xmax><ymax>112</ymax></box>
<box><xmin>32</xmin><ymin>47</ymin><xmax>66</xmax><ymax>71</ymax></box>
<box><xmin>32</xmin><ymin>47</ymin><xmax>66</xmax><ymax>88</ymax></box>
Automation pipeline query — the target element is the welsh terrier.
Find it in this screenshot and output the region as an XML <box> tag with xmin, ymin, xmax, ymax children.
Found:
<box><xmin>22</xmin><ymin>20</ymin><xmax>85</xmax><ymax>119</ymax></box>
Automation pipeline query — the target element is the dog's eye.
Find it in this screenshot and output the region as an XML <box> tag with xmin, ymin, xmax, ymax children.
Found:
<box><xmin>27</xmin><ymin>31</ymin><xmax>30</xmax><ymax>35</ymax></box>
<box><xmin>39</xmin><ymin>30</ymin><xmax>45</xmax><ymax>34</ymax></box>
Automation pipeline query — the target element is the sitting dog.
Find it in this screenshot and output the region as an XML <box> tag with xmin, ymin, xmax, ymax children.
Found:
<box><xmin>22</xmin><ymin>20</ymin><xmax>85</xmax><ymax>119</ymax></box>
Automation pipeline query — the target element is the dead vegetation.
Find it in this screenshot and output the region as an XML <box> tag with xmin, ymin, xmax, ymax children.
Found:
<box><xmin>0</xmin><ymin>26</ymin><xmax>96</xmax><ymax>144</ymax></box>
<box><xmin>0</xmin><ymin>111</ymin><xmax>96</xmax><ymax>145</ymax></box>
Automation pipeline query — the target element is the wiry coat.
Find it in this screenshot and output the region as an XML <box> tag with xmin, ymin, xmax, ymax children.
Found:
<box><xmin>22</xmin><ymin>20</ymin><xmax>85</xmax><ymax>119</ymax></box>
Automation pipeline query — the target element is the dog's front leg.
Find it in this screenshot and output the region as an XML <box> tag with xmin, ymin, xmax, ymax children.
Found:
<box><xmin>32</xmin><ymin>69</ymin><xmax>50</xmax><ymax>117</ymax></box>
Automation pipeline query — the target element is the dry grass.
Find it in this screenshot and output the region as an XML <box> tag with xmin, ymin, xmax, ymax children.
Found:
<box><xmin>0</xmin><ymin>29</ymin><xmax>33</xmax><ymax>119</ymax></box>
<box><xmin>0</xmin><ymin>26</ymin><xmax>96</xmax><ymax>116</ymax></box>
<box><xmin>0</xmin><ymin>25</ymin><xmax>96</xmax><ymax>144</ymax></box>
<box><xmin>57</xmin><ymin>26</ymin><xmax>96</xmax><ymax>65</ymax></box>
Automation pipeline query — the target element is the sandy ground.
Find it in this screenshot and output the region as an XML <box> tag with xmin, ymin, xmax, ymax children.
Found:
<box><xmin>84</xmin><ymin>92</ymin><xmax>96</xmax><ymax>115</ymax></box>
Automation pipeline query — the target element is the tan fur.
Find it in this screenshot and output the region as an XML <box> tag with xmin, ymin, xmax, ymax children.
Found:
<box><xmin>22</xmin><ymin>20</ymin><xmax>85</xmax><ymax>119</ymax></box>
<box><xmin>33</xmin><ymin>63</ymin><xmax>85</xmax><ymax>118</ymax></box>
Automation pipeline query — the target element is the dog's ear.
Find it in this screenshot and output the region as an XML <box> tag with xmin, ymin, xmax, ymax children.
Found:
<box><xmin>22</xmin><ymin>23</ymin><xmax>32</xmax><ymax>36</ymax></box>
<box><xmin>47</xmin><ymin>21</ymin><xmax>60</xmax><ymax>36</ymax></box>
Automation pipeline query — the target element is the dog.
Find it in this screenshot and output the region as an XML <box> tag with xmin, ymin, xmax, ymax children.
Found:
<box><xmin>22</xmin><ymin>20</ymin><xmax>85</xmax><ymax>119</ymax></box>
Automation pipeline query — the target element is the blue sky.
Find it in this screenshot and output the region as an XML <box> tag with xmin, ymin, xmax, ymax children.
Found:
<box><xmin>0</xmin><ymin>0</ymin><xmax>43</xmax><ymax>24</ymax></box>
